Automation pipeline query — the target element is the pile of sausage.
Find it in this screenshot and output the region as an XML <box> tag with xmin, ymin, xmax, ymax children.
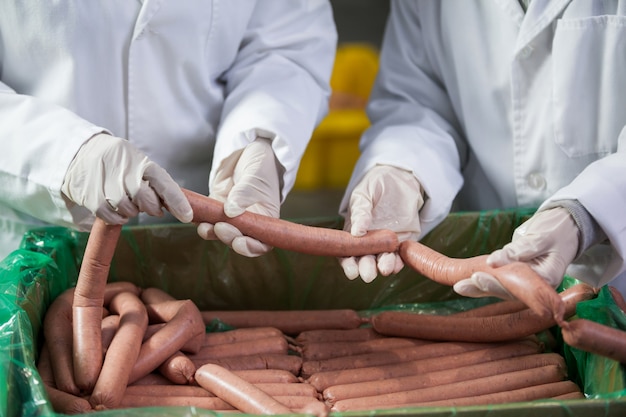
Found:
<box><xmin>39</xmin><ymin>281</ymin><xmax>626</xmax><ymax>415</ymax></box>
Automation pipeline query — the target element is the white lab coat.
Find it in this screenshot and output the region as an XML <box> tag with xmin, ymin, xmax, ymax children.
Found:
<box><xmin>0</xmin><ymin>0</ymin><xmax>337</xmax><ymax>259</ymax></box>
<box><xmin>341</xmin><ymin>0</ymin><xmax>626</xmax><ymax>290</ymax></box>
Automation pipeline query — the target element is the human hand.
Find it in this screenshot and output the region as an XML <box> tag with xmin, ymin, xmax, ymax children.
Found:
<box><xmin>61</xmin><ymin>133</ymin><xmax>193</xmax><ymax>226</ymax></box>
<box><xmin>340</xmin><ymin>165</ymin><xmax>424</xmax><ymax>283</ymax></box>
<box><xmin>453</xmin><ymin>207</ymin><xmax>580</xmax><ymax>299</ymax></box>
<box><xmin>197</xmin><ymin>137</ymin><xmax>281</xmax><ymax>257</ymax></box>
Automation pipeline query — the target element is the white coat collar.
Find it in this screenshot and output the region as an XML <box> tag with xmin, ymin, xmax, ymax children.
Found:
<box><xmin>133</xmin><ymin>0</ymin><xmax>165</xmax><ymax>40</ymax></box>
<box><xmin>493</xmin><ymin>0</ymin><xmax>572</xmax><ymax>53</ymax></box>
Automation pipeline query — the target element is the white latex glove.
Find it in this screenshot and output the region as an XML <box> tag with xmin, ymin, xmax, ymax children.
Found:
<box><xmin>340</xmin><ymin>165</ymin><xmax>424</xmax><ymax>283</ymax></box>
<box><xmin>61</xmin><ymin>134</ymin><xmax>193</xmax><ymax>227</ymax></box>
<box><xmin>453</xmin><ymin>207</ymin><xmax>580</xmax><ymax>299</ymax></box>
<box><xmin>197</xmin><ymin>137</ymin><xmax>281</xmax><ymax>257</ymax></box>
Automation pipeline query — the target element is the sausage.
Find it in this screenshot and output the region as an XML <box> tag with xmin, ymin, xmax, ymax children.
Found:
<box><xmin>140</xmin><ymin>287</ymin><xmax>176</xmax><ymax>304</ymax></box>
<box><xmin>72</xmin><ymin>219</ymin><xmax>122</xmax><ymax>392</ymax></box>
<box><xmin>128</xmin><ymin>372</ymin><xmax>172</xmax><ymax>386</ymax></box>
<box><xmin>609</xmin><ymin>286</ymin><xmax>626</xmax><ymax>314</ymax></box>
<box><xmin>36</xmin><ymin>343</ymin><xmax>55</xmax><ymax>387</ymax></box>
<box><xmin>295</xmin><ymin>327</ymin><xmax>384</xmax><ymax>344</ymax></box>
<box><xmin>347</xmin><ymin>380</ymin><xmax>582</xmax><ymax>410</ymax></box>
<box><xmin>399</xmin><ymin>240</ymin><xmax>565</xmax><ymax>322</ymax></box>
<box><xmin>129</xmin><ymin>299</ymin><xmax>205</xmax><ymax>383</ymax></box>
<box><xmin>44</xmin><ymin>385</ymin><xmax>94</xmax><ymax>414</ymax></box>
<box><xmin>306</xmin><ymin>341</ymin><xmax>542</xmax><ymax>392</ymax></box>
<box><xmin>37</xmin><ymin>343</ymin><xmax>93</xmax><ymax>413</ymax></box>
<box><xmin>125</xmin><ymin>384</ymin><xmax>215</xmax><ymax>397</ymax></box>
<box><xmin>128</xmin><ymin>381</ymin><xmax>318</xmax><ymax>399</ymax></box>
<box><xmin>194</xmin><ymin>363</ymin><xmax>293</xmax><ymax>414</ymax></box>
<box><xmin>200</xmin><ymin>309</ymin><xmax>364</xmax><ymax>335</ymax></box>
<box><xmin>300</xmin><ymin>340</ymin><xmax>531</xmax><ymax>378</ymax></box>
<box><xmin>183</xmin><ymin>188</ymin><xmax>399</xmax><ymax>257</ymax></box>
<box><xmin>144</xmin><ymin>323</ymin><xmax>202</xmax><ymax>354</ymax></box>
<box><xmin>330</xmin><ymin>364</ymin><xmax>567</xmax><ymax>411</ymax></box>
<box><xmin>158</xmin><ymin>351</ymin><xmax>197</xmax><ymax>384</ymax></box>
<box><xmin>189</xmin><ymin>335</ymin><xmax>289</xmax><ymax>360</ymax></box>
<box><xmin>295</xmin><ymin>399</ymin><xmax>330</xmax><ymax>417</ymax></box>
<box><xmin>118</xmin><ymin>394</ymin><xmax>235</xmax><ymax>410</ymax></box>
<box><xmin>231</xmin><ymin>369</ymin><xmax>299</xmax><ymax>384</ymax></box>
<box><xmin>273</xmin><ymin>396</ymin><xmax>326</xmax><ymax>411</ymax></box>
<box><xmin>323</xmin><ymin>352</ymin><xmax>566</xmax><ymax>403</ymax></box>
<box><xmin>145</xmin><ymin>299</ymin><xmax>206</xmax><ymax>354</ymax></box>
<box><xmin>42</xmin><ymin>289</ymin><xmax>80</xmax><ymax>395</ymax></box>
<box><xmin>90</xmin><ymin>291</ymin><xmax>149</xmax><ymax>410</ymax></box>
<box><xmin>561</xmin><ymin>318</ymin><xmax>626</xmax><ymax>364</ymax></box>
<box><xmin>370</xmin><ymin>283</ymin><xmax>596</xmax><ymax>342</ymax></box>
<box><xmin>204</xmin><ymin>327</ymin><xmax>285</xmax><ymax>346</ymax></box>
<box><xmin>451</xmin><ymin>299</ymin><xmax>528</xmax><ymax>318</ymax></box>
<box><xmin>125</xmin><ymin>381</ymin><xmax>318</xmax><ymax>399</ymax></box>
<box><xmin>101</xmin><ymin>314</ymin><xmax>120</xmax><ymax>353</ymax></box>
<box><xmin>254</xmin><ymin>383</ymin><xmax>319</xmax><ymax>398</ymax></box>
<box><xmin>298</xmin><ymin>337</ymin><xmax>428</xmax><ymax>361</ymax></box>
<box><xmin>191</xmin><ymin>353</ymin><xmax>303</xmax><ymax>376</ymax></box>
<box><xmin>553</xmin><ymin>391</ymin><xmax>586</xmax><ymax>400</ymax></box>
<box><xmin>102</xmin><ymin>281</ymin><xmax>142</xmax><ymax>304</ymax></box>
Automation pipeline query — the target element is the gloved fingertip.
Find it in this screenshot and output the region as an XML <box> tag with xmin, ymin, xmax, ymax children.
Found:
<box><xmin>358</xmin><ymin>256</ymin><xmax>378</xmax><ymax>283</ymax></box>
<box><xmin>178</xmin><ymin>208</ymin><xmax>194</xmax><ymax>224</ymax></box>
<box><xmin>223</xmin><ymin>201</ymin><xmax>245</xmax><ymax>218</ymax></box>
<box><xmin>339</xmin><ymin>258</ymin><xmax>359</xmax><ymax>281</ymax></box>
<box><xmin>232</xmin><ymin>237</ymin><xmax>271</xmax><ymax>258</ymax></box>
<box><xmin>377</xmin><ymin>253</ymin><xmax>396</xmax><ymax>276</ymax></box>
<box><xmin>452</xmin><ymin>279</ymin><xmax>480</xmax><ymax>298</ymax></box>
<box><xmin>393</xmin><ymin>257</ymin><xmax>405</xmax><ymax>275</ymax></box>
<box><xmin>486</xmin><ymin>249</ymin><xmax>506</xmax><ymax>267</ymax></box>
<box><xmin>361</xmin><ymin>270</ymin><xmax>377</xmax><ymax>284</ymax></box>
<box><xmin>96</xmin><ymin>208</ymin><xmax>129</xmax><ymax>226</ymax></box>
<box><xmin>170</xmin><ymin>198</ymin><xmax>194</xmax><ymax>223</ymax></box>
<box><xmin>350</xmin><ymin>223</ymin><xmax>368</xmax><ymax>237</ymax></box>
<box><xmin>197</xmin><ymin>223</ymin><xmax>217</xmax><ymax>240</ymax></box>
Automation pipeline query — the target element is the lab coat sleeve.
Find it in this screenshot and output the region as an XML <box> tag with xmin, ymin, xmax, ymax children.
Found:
<box><xmin>339</xmin><ymin>0</ymin><xmax>465</xmax><ymax>236</ymax></box>
<box><xmin>540</xmin><ymin>149</ymin><xmax>626</xmax><ymax>286</ymax></box>
<box><xmin>0</xmin><ymin>81</ymin><xmax>106</xmax><ymax>227</ymax></box>
<box><xmin>210</xmin><ymin>0</ymin><xmax>337</xmax><ymax>200</ymax></box>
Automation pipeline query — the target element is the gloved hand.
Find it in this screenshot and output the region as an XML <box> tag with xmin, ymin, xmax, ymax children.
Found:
<box><xmin>453</xmin><ymin>207</ymin><xmax>580</xmax><ymax>299</ymax></box>
<box><xmin>61</xmin><ymin>133</ymin><xmax>193</xmax><ymax>226</ymax></box>
<box><xmin>340</xmin><ymin>165</ymin><xmax>424</xmax><ymax>283</ymax></box>
<box><xmin>197</xmin><ymin>137</ymin><xmax>281</xmax><ymax>257</ymax></box>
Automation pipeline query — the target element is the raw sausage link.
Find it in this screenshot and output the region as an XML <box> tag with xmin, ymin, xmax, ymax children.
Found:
<box><xmin>330</xmin><ymin>364</ymin><xmax>567</xmax><ymax>411</ymax></box>
<box><xmin>90</xmin><ymin>291</ymin><xmax>149</xmax><ymax>410</ymax></box>
<box><xmin>72</xmin><ymin>219</ymin><xmax>122</xmax><ymax>392</ymax></box>
<box><xmin>370</xmin><ymin>284</ymin><xmax>596</xmax><ymax>342</ymax></box>
<box><xmin>195</xmin><ymin>363</ymin><xmax>293</xmax><ymax>414</ymax></box>
<box><xmin>183</xmin><ymin>188</ymin><xmax>399</xmax><ymax>257</ymax></box>
<box><xmin>399</xmin><ymin>240</ymin><xmax>565</xmax><ymax>322</ymax></box>
<box><xmin>561</xmin><ymin>318</ymin><xmax>626</xmax><ymax>363</ymax></box>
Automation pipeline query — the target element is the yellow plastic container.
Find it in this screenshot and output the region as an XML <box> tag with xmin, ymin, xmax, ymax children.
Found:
<box><xmin>295</xmin><ymin>44</ymin><xmax>379</xmax><ymax>190</ymax></box>
<box><xmin>295</xmin><ymin>109</ymin><xmax>369</xmax><ymax>189</ymax></box>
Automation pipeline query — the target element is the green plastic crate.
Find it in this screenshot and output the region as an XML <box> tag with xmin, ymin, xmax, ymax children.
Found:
<box><xmin>1</xmin><ymin>209</ymin><xmax>625</xmax><ymax>416</ymax></box>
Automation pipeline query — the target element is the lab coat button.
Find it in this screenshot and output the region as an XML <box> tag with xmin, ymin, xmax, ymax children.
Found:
<box><xmin>527</xmin><ymin>172</ymin><xmax>546</xmax><ymax>190</ymax></box>
<box><xmin>519</xmin><ymin>46</ymin><xmax>533</xmax><ymax>59</ymax></box>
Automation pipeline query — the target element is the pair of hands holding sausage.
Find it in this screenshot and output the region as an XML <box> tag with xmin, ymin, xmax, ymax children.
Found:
<box><xmin>341</xmin><ymin>164</ymin><xmax>580</xmax><ymax>300</ymax></box>
<box><xmin>62</xmin><ymin>133</ymin><xmax>280</xmax><ymax>257</ymax></box>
